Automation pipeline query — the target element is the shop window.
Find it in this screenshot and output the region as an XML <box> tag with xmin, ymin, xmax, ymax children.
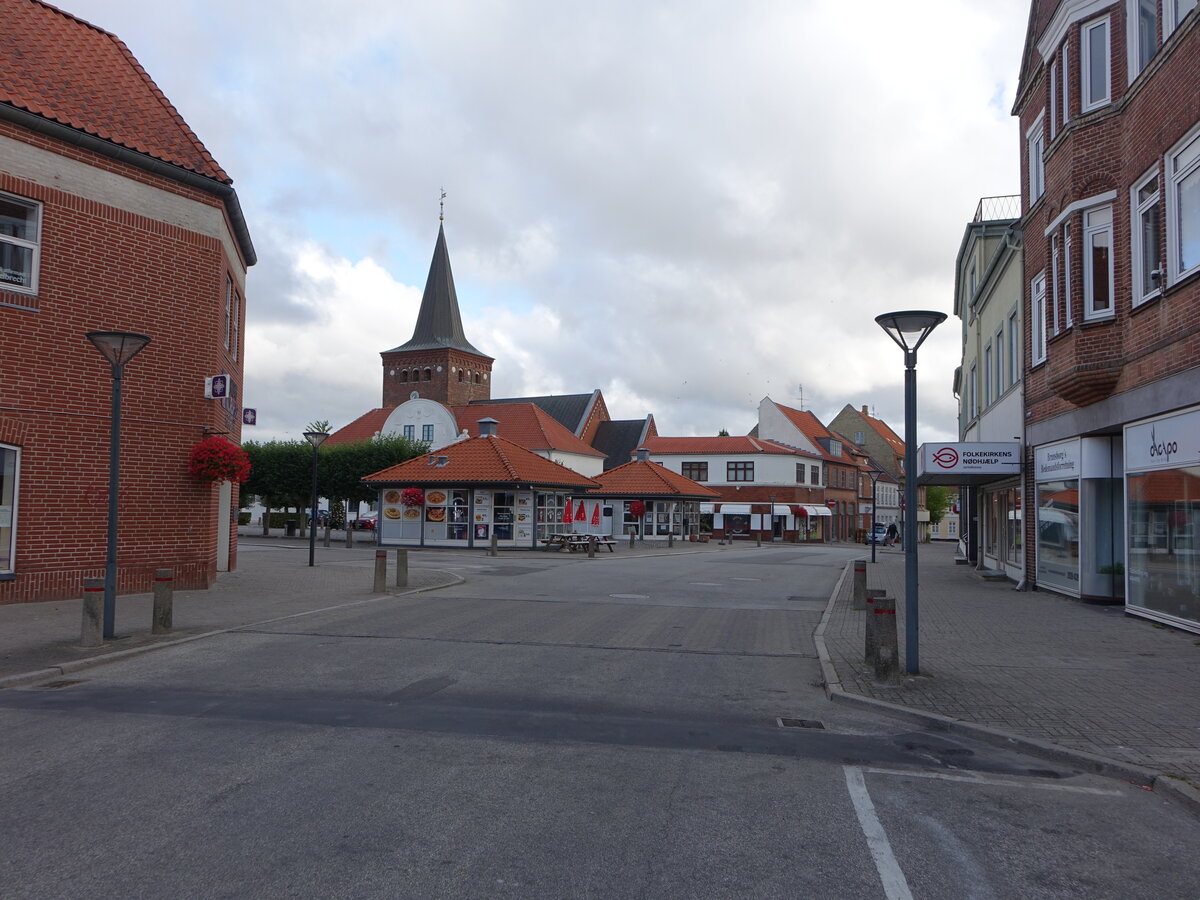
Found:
<box><xmin>1037</xmin><ymin>478</ymin><xmax>1081</xmax><ymax>594</ymax></box>
<box><xmin>1132</xmin><ymin>169</ymin><xmax>1162</xmax><ymax>305</ymax></box>
<box><xmin>0</xmin><ymin>444</ymin><xmax>17</xmax><ymax>574</ymax></box>
<box><xmin>1167</xmin><ymin>123</ymin><xmax>1200</xmax><ymax>282</ymax></box>
<box><xmin>682</xmin><ymin>462</ymin><xmax>708</xmax><ymax>482</ymax></box>
<box><xmin>727</xmin><ymin>461</ymin><xmax>754</xmax><ymax>482</ymax></box>
<box><xmin>1081</xmin><ymin>17</ymin><xmax>1110</xmax><ymax>112</ymax></box>
<box><xmin>1083</xmin><ymin>206</ymin><xmax>1114</xmax><ymax>319</ymax></box>
<box><xmin>0</xmin><ymin>192</ymin><xmax>41</xmax><ymax>296</ymax></box>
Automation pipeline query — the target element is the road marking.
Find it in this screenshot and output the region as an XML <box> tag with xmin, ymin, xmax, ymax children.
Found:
<box><xmin>863</xmin><ymin>767</ymin><xmax>1122</xmax><ymax>795</ymax></box>
<box><xmin>844</xmin><ymin>765</ymin><xmax>914</xmax><ymax>900</ymax></box>
<box><xmin>689</xmin><ymin>582</ymin><xmax>723</xmax><ymax>586</ymax></box>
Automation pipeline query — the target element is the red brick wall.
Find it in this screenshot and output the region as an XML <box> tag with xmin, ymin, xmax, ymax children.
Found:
<box><xmin>1</xmin><ymin>131</ymin><xmax>246</xmax><ymax>603</ymax></box>
<box><xmin>381</xmin><ymin>349</ymin><xmax>492</xmax><ymax>407</ymax></box>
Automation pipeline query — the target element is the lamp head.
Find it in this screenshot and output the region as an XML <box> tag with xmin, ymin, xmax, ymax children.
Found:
<box><xmin>303</xmin><ymin>431</ymin><xmax>330</xmax><ymax>449</ymax></box>
<box><xmin>86</xmin><ymin>331</ymin><xmax>151</xmax><ymax>366</ymax></box>
<box><xmin>874</xmin><ymin>310</ymin><xmax>947</xmax><ymax>354</ymax></box>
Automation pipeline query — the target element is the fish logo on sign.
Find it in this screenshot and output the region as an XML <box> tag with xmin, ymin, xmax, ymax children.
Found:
<box><xmin>933</xmin><ymin>447</ymin><xmax>959</xmax><ymax>469</ymax></box>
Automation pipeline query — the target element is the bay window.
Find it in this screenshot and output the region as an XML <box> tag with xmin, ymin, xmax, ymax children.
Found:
<box><xmin>1132</xmin><ymin>169</ymin><xmax>1162</xmax><ymax>305</ymax></box>
<box><xmin>1168</xmin><ymin>124</ymin><xmax>1200</xmax><ymax>282</ymax></box>
<box><xmin>1083</xmin><ymin>206</ymin><xmax>1114</xmax><ymax>319</ymax></box>
<box><xmin>1032</xmin><ymin>272</ymin><xmax>1048</xmax><ymax>365</ymax></box>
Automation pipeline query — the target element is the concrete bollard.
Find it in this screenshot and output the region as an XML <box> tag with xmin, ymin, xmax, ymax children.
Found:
<box><xmin>81</xmin><ymin>577</ymin><xmax>104</xmax><ymax>647</ymax></box>
<box><xmin>629</xmin><ymin>531</ymin><xmax>635</xmax><ymax>549</ymax></box>
<box><xmin>864</xmin><ymin>589</ymin><xmax>886</xmax><ymax>664</ymax></box>
<box><xmin>489</xmin><ymin>533</ymin><xmax>498</xmax><ymax>558</ymax></box>
<box><xmin>373</xmin><ymin>548</ymin><xmax>387</xmax><ymax>593</ymax></box>
<box><xmin>152</xmin><ymin>568</ymin><xmax>173</xmax><ymax>634</ymax></box>
<box><xmin>873</xmin><ymin>595</ymin><xmax>900</xmax><ymax>684</ymax></box>
<box><xmin>587</xmin><ymin>535</ymin><xmax>596</xmax><ymax>559</ymax></box>
<box><xmin>852</xmin><ymin>559</ymin><xmax>867</xmax><ymax>610</ymax></box>
<box><xmin>394</xmin><ymin>549</ymin><xmax>408</xmax><ymax>588</ymax></box>
<box><xmin>324</xmin><ymin>524</ymin><xmax>331</xmax><ymax>548</ymax></box>
<box><xmin>668</xmin><ymin>532</ymin><xmax>674</xmax><ymax>549</ymax></box>
<box><xmin>345</xmin><ymin>522</ymin><xmax>355</xmax><ymax>548</ymax></box>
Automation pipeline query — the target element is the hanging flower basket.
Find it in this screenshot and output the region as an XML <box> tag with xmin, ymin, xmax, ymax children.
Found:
<box><xmin>188</xmin><ymin>436</ymin><xmax>251</xmax><ymax>483</ymax></box>
<box><xmin>400</xmin><ymin>488</ymin><xmax>425</xmax><ymax>507</ymax></box>
<box><xmin>629</xmin><ymin>501</ymin><xmax>646</xmax><ymax>518</ymax></box>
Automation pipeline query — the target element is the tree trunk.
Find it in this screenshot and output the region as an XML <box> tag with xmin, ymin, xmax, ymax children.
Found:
<box><xmin>262</xmin><ymin>501</ymin><xmax>272</xmax><ymax>536</ymax></box>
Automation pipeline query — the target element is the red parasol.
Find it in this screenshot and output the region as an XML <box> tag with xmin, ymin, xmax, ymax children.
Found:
<box><xmin>575</xmin><ymin>499</ymin><xmax>587</xmax><ymax>521</ymax></box>
<box><xmin>562</xmin><ymin>499</ymin><xmax>573</xmax><ymax>523</ymax></box>
<box><xmin>591</xmin><ymin>504</ymin><xmax>601</xmax><ymax>526</ymax></box>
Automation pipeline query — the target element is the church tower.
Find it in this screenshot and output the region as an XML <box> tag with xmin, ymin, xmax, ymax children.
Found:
<box><xmin>381</xmin><ymin>222</ymin><xmax>493</xmax><ymax>407</ymax></box>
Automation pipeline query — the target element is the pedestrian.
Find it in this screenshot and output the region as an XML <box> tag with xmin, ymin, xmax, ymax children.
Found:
<box><xmin>885</xmin><ymin>522</ymin><xmax>898</xmax><ymax>547</ymax></box>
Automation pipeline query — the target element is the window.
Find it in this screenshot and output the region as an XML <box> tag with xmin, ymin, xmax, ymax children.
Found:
<box><xmin>1032</xmin><ymin>272</ymin><xmax>1048</xmax><ymax>365</ymax></box>
<box><xmin>1132</xmin><ymin>169</ymin><xmax>1162</xmax><ymax>305</ymax></box>
<box><xmin>969</xmin><ymin>363</ymin><xmax>978</xmax><ymax>417</ymax></box>
<box><xmin>223</xmin><ymin>276</ymin><xmax>233</xmax><ymax>350</ymax></box>
<box><xmin>0</xmin><ymin>192</ymin><xmax>40</xmax><ymax>296</ymax></box>
<box><xmin>968</xmin><ymin>260</ymin><xmax>977</xmax><ymax>297</ymax></box>
<box><xmin>1008</xmin><ymin>310</ymin><xmax>1020</xmax><ymax>385</ymax></box>
<box><xmin>1028</xmin><ymin>113</ymin><xmax>1046</xmax><ymax>202</ymax></box>
<box><xmin>457</xmin><ymin>369</ymin><xmax>464</xmax><ymax>382</ymax></box>
<box><xmin>1064</xmin><ymin>227</ymin><xmax>1074</xmax><ymax>326</ymax></box>
<box><xmin>231</xmin><ymin>288</ymin><xmax>241</xmax><ymax>360</ymax></box>
<box><xmin>400</xmin><ymin>371</ymin><xmax>408</xmax><ymax>383</ymax></box>
<box><xmin>811</xmin><ymin>465</ymin><xmax>820</xmax><ymax>485</ymax></box>
<box><xmin>1167</xmin><ymin>124</ymin><xmax>1200</xmax><ymax>281</ymax></box>
<box><xmin>1081</xmin><ymin>17</ymin><xmax>1110</xmax><ymax>112</ymax></box>
<box><xmin>683</xmin><ymin>462</ymin><xmax>708</xmax><ymax>482</ymax></box>
<box><xmin>403</xmin><ymin>425</ymin><xmax>415</xmax><ymax>440</ymax></box>
<box><xmin>854</xmin><ymin>431</ymin><xmax>865</xmax><ymax>445</ymax></box>
<box><xmin>984</xmin><ymin>344</ymin><xmax>993</xmax><ymax>407</ymax></box>
<box><xmin>1050</xmin><ymin>60</ymin><xmax>1058</xmax><ymax>139</ymax></box>
<box><xmin>422</xmin><ymin>424</ymin><xmax>434</xmax><ymax>442</ymax></box>
<box><xmin>1051</xmin><ymin>232</ymin><xmax>1061</xmax><ymax>334</ymax></box>
<box><xmin>995</xmin><ymin>329</ymin><xmax>1005</xmax><ymax>395</ymax></box>
<box><xmin>1131</xmin><ymin>0</ymin><xmax>1158</xmax><ymax>78</ymax></box>
<box><xmin>1084</xmin><ymin>205</ymin><xmax>1114</xmax><ymax>318</ymax></box>
<box><xmin>1166</xmin><ymin>0</ymin><xmax>1197</xmax><ymax>36</ymax></box>
<box><xmin>1061</xmin><ymin>45</ymin><xmax>1071</xmax><ymax>126</ymax></box>
<box><xmin>0</xmin><ymin>444</ymin><xmax>17</xmax><ymax>574</ymax></box>
<box><xmin>727</xmin><ymin>461</ymin><xmax>754</xmax><ymax>482</ymax></box>
<box><xmin>796</xmin><ymin>463</ymin><xmax>805</xmax><ymax>484</ymax></box>
<box><xmin>423</xmin><ymin>368</ymin><xmax>432</xmax><ymax>381</ymax></box>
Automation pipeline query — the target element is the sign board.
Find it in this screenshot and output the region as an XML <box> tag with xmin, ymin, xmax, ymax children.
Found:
<box><xmin>918</xmin><ymin>442</ymin><xmax>1021</xmax><ymax>478</ymax></box>
<box><xmin>242</xmin><ymin>408</ymin><xmax>257</xmax><ymax>426</ymax></box>
<box><xmin>205</xmin><ymin>374</ymin><xmax>229</xmax><ymax>399</ymax></box>
<box><xmin>1125</xmin><ymin>406</ymin><xmax>1200</xmax><ymax>472</ymax></box>
<box><xmin>1034</xmin><ymin>439</ymin><xmax>1080</xmax><ymax>482</ymax></box>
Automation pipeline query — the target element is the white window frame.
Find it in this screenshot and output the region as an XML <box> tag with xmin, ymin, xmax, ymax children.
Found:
<box><xmin>1031</xmin><ymin>272</ymin><xmax>1048</xmax><ymax>365</ymax></box>
<box><xmin>995</xmin><ymin>328</ymin><xmax>1006</xmax><ymax>396</ymax></box>
<box><xmin>1165</xmin><ymin>0</ymin><xmax>1197</xmax><ymax>37</ymax></box>
<box><xmin>421</xmin><ymin>424</ymin><xmax>434</xmax><ymax>442</ymax></box>
<box><xmin>1008</xmin><ymin>309</ymin><xmax>1020</xmax><ymax>385</ymax></box>
<box><xmin>1166</xmin><ymin>122</ymin><xmax>1200</xmax><ymax>283</ymax></box>
<box><xmin>1061</xmin><ymin>44</ymin><xmax>1071</xmax><ymax>127</ymax></box>
<box><xmin>0</xmin><ymin>191</ymin><xmax>42</xmax><ymax>297</ymax></box>
<box><xmin>1131</xmin><ymin>166</ymin><xmax>1162</xmax><ymax>306</ymax></box>
<box><xmin>0</xmin><ymin>443</ymin><xmax>19</xmax><ymax>575</ymax></box>
<box><xmin>403</xmin><ymin>424</ymin><xmax>415</xmax><ymax>440</ymax></box>
<box><xmin>984</xmin><ymin>344</ymin><xmax>993</xmax><ymax>408</ymax></box>
<box><xmin>1081</xmin><ymin>17</ymin><xmax>1111</xmax><ymax>113</ymax></box>
<box><xmin>223</xmin><ymin>276</ymin><xmax>233</xmax><ymax>351</ymax></box>
<box><xmin>969</xmin><ymin>363</ymin><xmax>978</xmax><ymax>418</ymax></box>
<box><xmin>1050</xmin><ymin>60</ymin><xmax>1059</xmax><ymax>139</ymax></box>
<box><xmin>1127</xmin><ymin>0</ymin><xmax>1159</xmax><ymax>82</ymax></box>
<box><xmin>1028</xmin><ymin>113</ymin><xmax>1046</xmax><ymax>203</ymax></box>
<box><xmin>1083</xmin><ymin>205</ymin><xmax>1115</xmax><ymax>319</ymax></box>
<box><xmin>1051</xmin><ymin>232</ymin><xmax>1061</xmax><ymax>334</ymax></box>
<box><xmin>1064</xmin><ymin>226</ymin><xmax>1075</xmax><ymax>327</ymax></box>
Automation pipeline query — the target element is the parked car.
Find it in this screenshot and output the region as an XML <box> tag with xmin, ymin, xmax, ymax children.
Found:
<box><xmin>865</xmin><ymin>523</ymin><xmax>888</xmax><ymax>544</ymax></box>
<box><xmin>351</xmin><ymin>512</ymin><xmax>377</xmax><ymax>530</ymax></box>
<box><xmin>307</xmin><ymin>510</ymin><xmax>331</xmax><ymax>527</ymax></box>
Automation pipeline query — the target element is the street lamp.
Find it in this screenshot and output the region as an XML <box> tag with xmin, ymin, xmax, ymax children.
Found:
<box><xmin>86</xmin><ymin>330</ymin><xmax>151</xmax><ymax>639</ymax></box>
<box><xmin>303</xmin><ymin>429</ymin><xmax>329</xmax><ymax>567</ymax></box>
<box><xmin>875</xmin><ymin>310</ymin><xmax>946</xmax><ymax>675</ymax></box>
<box><xmin>866</xmin><ymin>467</ymin><xmax>884</xmax><ymax>564</ymax></box>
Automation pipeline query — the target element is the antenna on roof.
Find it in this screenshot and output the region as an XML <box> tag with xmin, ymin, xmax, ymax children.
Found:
<box><xmin>796</xmin><ymin>384</ymin><xmax>806</xmax><ymax>412</ymax></box>
<box><xmin>439</xmin><ymin>187</ymin><xmax>446</xmax><ymax>222</ymax></box>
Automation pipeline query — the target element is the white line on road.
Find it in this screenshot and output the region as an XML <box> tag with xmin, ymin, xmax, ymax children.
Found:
<box><xmin>844</xmin><ymin>765</ymin><xmax>914</xmax><ymax>900</ymax></box>
<box><xmin>863</xmin><ymin>767</ymin><xmax>1122</xmax><ymax>795</ymax></box>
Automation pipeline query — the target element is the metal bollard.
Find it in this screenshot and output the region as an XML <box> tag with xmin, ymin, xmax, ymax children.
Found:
<box><xmin>152</xmin><ymin>568</ymin><xmax>173</xmax><ymax>634</ymax></box>
<box><xmin>873</xmin><ymin>595</ymin><xmax>900</xmax><ymax>684</ymax></box>
<box><xmin>489</xmin><ymin>533</ymin><xmax>498</xmax><ymax>558</ymax></box>
<box><xmin>864</xmin><ymin>589</ymin><xmax>886</xmax><ymax>664</ymax></box>
<box><xmin>373</xmin><ymin>548</ymin><xmax>387</xmax><ymax>593</ymax></box>
<box><xmin>852</xmin><ymin>559</ymin><xmax>867</xmax><ymax>610</ymax></box>
<box><xmin>81</xmin><ymin>577</ymin><xmax>104</xmax><ymax>647</ymax></box>
<box><xmin>395</xmin><ymin>549</ymin><xmax>408</xmax><ymax>588</ymax></box>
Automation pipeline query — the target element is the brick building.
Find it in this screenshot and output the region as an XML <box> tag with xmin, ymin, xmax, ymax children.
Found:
<box><xmin>1</xmin><ymin>1</ymin><xmax>255</xmax><ymax>602</ymax></box>
<box><xmin>1014</xmin><ymin>1</ymin><xmax>1199</xmax><ymax>628</ymax></box>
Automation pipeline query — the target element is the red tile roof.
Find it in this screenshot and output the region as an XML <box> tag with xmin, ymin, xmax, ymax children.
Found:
<box><xmin>362</xmin><ymin>435</ymin><xmax>599</xmax><ymax>489</ymax></box>
<box><xmin>862</xmin><ymin>412</ymin><xmax>906</xmax><ymax>456</ymax></box>
<box><xmin>589</xmin><ymin>460</ymin><xmax>721</xmax><ymax>499</ymax></box>
<box><xmin>3</xmin><ymin>0</ymin><xmax>230</xmax><ymax>183</ymax></box>
<box><xmin>641</xmin><ymin>436</ymin><xmax>803</xmax><ymax>456</ymax></box>
<box><xmin>326</xmin><ymin>408</ymin><xmax>396</xmax><ymax>446</ymax></box>
<box><xmin>770</xmin><ymin>403</ymin><xmax>859</xmax><ymax>464</ymax></box>
<box><xmin>456</xmin><ymin>403</ymin><xmax>604</xmax><ymax>456</ymax></box>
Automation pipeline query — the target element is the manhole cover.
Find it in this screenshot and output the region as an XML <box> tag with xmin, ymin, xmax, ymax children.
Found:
<box><xmin>777</xmin><ymin>717</ymin><xmax>825</xmax><ymax>729</ymax></box>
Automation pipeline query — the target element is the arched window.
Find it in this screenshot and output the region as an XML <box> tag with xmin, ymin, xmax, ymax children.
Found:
<box><xmin>399</xmin><ymin>371</ymin><xmax>408</xmax><ymax>383</ymax></box>
<box><xmin>423</xmin><ymin>367</ymin><xmax>432</xmax><ymax>381</ymax></box>
<box><xmin>457</xmin><ymin>369</ymin><xmax>464</xmax><ymax>382</ymax></box>
<box><xmin>474</xmin><ymin>372</ymin><xmax>481</xmax><ymax>384</ymax></box>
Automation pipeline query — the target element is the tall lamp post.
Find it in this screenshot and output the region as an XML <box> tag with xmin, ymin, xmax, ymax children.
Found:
<box><xmin>303</xmin><ymin>429</ymin><xmax>330</xmax><ymax>567</ymax></box>
<box><xmin>875</xmin><ymin>310</ymin><xmax>946</xmax><ymax>675</ymax></box>
<box><xmin>86</xmin><ymin>331</ymin><xmax>151</xmax><ymax>639</ymax></box>
<box><xmin>866</xmin><ymin>467</ymin><xmax>883</xmax><ymax>564</ymax></box>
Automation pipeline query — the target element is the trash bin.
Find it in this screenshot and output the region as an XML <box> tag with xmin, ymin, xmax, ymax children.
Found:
<box><xmin>285</xmin><ymin>519</ymin><xmax>297</xmax><ymax>536</ymax></box>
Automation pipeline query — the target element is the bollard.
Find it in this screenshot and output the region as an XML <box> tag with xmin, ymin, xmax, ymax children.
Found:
<box><xmin>629</xmin><ymin>531</ymin><xmax>635</xmax><ymax>549</ymax></box>
<box><xmin>395</xmin><ymin>549</ymin><xmax>408</xmax><ymax>588</ymax></box>
<box><xmin>373</xmin><ymin>548</ymin><xmax>387</xmax><ymax>593</ymax></box>
<box><xmin>668</xmin><ymin>532</ymin><xmax>674</xmax><ymax>549</ymax></box>
<box><xmin>152</xmin><ymin>568</ymin><xmax>173</xmax><ymax>634</ymax></box>
<box><xmin>852</xmin><ymin>559</ymin><xmax>867</xmax><ymax>610</ymax></box>
<box><xmin>324</xmin><ymin>523</ymin><xmax>331</xmax><ymax>548</ymax></box>
<box><xmin>587</xmin><ymin>535</ymin><xmax>596</xmax><ymax>558</ymax></box>
<box><xmin>345</xmin><ymin>522</ymin><xmax>355</xmax><ymax>548</ymax></box>
<box><xmin>873</xmin><ymin>595</ymin><xmax>900</xmax><ymax>684</ymax></box>
<box><xmin>756</xmin><ymin>531</ymin><xmax>762</xmax><ymax>547</ymax></box>
<box><xmin>864</xmin><ymin>589</ymin><xmax>886</xmax><ymax>664</ymax></box>
<box><xmin>489</xmin><ymin>533</ymin><xmax>498</xmax><ymax>558</ymax></box>
<box><xmin>81</xmin><ymin>577</ymin><xmax>104</xmax><ymax>647</ymax></box>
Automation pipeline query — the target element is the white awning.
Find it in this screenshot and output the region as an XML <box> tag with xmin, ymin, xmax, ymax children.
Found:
<box><xmin>699</xmin><ymin>503</ymin><xmax>715</xmax><ymax>514</ymax></box>
<box><xmin>716</xmin><ymin>504</ymin><xmax>751</xmax><ymax>515</ymax></box>
<box><xmin>772</xmin><ymin>504</ymin><xmax>792</xmax><ymax>515</ymax></box>
<box><xmin>802</xmin><ymin>504</ymin><xmax>832</xmax><ymax>517</ymax></box>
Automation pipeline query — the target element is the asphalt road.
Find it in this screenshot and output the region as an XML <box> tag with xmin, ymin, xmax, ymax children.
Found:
<box><xmin>2</xmin><ymin>544</ymin><xmax>1197</xmax><ymax>899</ymax></box>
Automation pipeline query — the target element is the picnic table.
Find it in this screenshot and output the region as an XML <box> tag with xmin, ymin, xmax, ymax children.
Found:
<box><xmin>541</xmin><ymin>534</ymin><xmax>617</xmax><ymax>552</ymax></box>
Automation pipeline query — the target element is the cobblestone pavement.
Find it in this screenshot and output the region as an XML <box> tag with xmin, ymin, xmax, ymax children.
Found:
<box><xmin>822</xmin><ymin>541</ymin><xmax>1200</xmax><ymax>783</ymax></box>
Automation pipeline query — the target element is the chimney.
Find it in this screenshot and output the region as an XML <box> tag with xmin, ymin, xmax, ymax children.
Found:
<box><xmin>861</xmin><ymin>405</ymin><xmax>869</xmax><ymax>416</ymax></box>
<box><xmin>636</xmin><ymin>447</ymin><xmax>650</xmax><ymax>462</ymax></box>
<box><xmin>477</xmin><ymin>417</ymin><xmax>499</xmax><ymax>438</ymax></box>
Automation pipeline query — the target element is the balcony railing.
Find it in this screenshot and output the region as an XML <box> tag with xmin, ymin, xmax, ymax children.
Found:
<box><xmin>973</xmin><ymin>195</ymin><xmax>1021</xmax><ymax>223</ymax></box>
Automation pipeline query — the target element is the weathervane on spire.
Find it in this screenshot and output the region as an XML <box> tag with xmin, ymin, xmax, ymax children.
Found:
<box><xmin>439</xmin><ymin>187</ymin><xmax>446</xmax><ymax>222</ymax></box>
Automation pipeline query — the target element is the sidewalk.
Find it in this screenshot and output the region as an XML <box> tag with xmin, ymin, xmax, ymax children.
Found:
<box><xmin>820</xmin><ymin>541</ymin><xmax>1200</xmax><ymax>788</ymax></box>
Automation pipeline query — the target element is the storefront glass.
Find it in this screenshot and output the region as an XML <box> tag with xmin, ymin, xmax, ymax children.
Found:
<box><xmin>1127</xmin><ymin>468</ymin><xmax>1200</xmax><ymax>625</ymax></box>
<box><xmin>1037</xmin><ymin>479</ymin><xmax>1080</xmax><ymax>593</ymax></box>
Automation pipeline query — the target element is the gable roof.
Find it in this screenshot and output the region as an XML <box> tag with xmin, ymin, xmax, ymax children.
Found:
<box><xmin>362</xmin><ymin>435</ymin><xmax>599</xmax><ymax>489</ymax></box>
<box><xmin>591</xmin><ymin>417</ymin><xmax>654</xmax><ymax>470</ymax></box>
<box><xmin>3</xmin><ymin>0</ymin><xmax>229</xmax><ymax>184</ymax></box>
<box><xmin>455</xmin><ymin>402</ymin><xmax>604</xmax><ymax>456</ymax></box>
<box><xmin>385</xmin><ymin>223</ymin><xmax>488</xmax><ymax>357</ymax></box>
<box><xmin>325</xmin><ymin>407</ymin><xmax>396</xmax><ymax>446</ymax></box>
<box><xmin>589</xmin><ymin>459</ymin><xmax>720</xmax><ymax>499</ymax></box>
<box><xmin>769</xmin><ymin>402</ymin><xmax>860</xmax><ymax>465</ymax></box>
<box><xmin>472</xmin><ymin>392</ymin><xmax>596</xmax><ymax>435</ymax></box>
<box><xmin>641</xmin><ymin>435</ymin><xmax>806</xmax><ymax>456</ymax></box>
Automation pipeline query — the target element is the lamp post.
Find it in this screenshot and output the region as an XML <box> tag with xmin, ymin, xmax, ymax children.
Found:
<box><xmin>866</xmin><ymin>467</ymin><xmax>883</xmax><ymax>564</ymax></box>
<box><xmin>303</xmin><ymin>429</ymin><xmax>330</xmax><ymax>567</ymax></box>
<box><xmin>875</xmin><ymin>310</ymin><xmax>946</xmax><ymax>675</ymax></box>
<box><xmin>85</xmin><ymin>331</ymin><xmax>151</xmax><ymax>639</ymax></box>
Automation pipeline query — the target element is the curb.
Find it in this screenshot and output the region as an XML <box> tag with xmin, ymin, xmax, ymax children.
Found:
<box><xmin>815</xmin><ymin>559</ymin><xmax>1200</xmax><ymax>818</ymax></box>
<box><xmin>0</xmin><ymin>571</ymin><xmax>465</xmax><ymax>691</ymax></box>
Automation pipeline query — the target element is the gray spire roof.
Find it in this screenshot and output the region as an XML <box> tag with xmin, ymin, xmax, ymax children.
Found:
<box><xmin>386</xmin><ymin>224</ymin><xmax>488</xmax><ymax>356</ymax></box>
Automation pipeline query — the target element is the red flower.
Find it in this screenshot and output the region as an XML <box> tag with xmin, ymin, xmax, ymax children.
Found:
<box><xmin>629</xmin><ymin>501</ymin><xmax>646</xmax><ymax>518</ymax></box>
<box><xmin>400</xmin><ymin>488</ymin><xmax>425</xmax><ymax>507</ymax></box>
<box><xmin>189</xmin><ymin>436</ymin><xmax>251</xmax><ymax>483</ymax></box>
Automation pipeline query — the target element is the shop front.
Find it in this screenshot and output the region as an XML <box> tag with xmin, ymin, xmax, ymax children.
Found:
<box><xmin>1125</xmin><ymin>407</ymin><xmax>1200</xmax><ymax>633</ymax></box>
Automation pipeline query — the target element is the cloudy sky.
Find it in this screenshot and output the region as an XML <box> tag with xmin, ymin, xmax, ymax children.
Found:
<box><xmin>66</xmin><ymin>0</ymin><xmax>1026</xmax><ymax>444</ymax></box>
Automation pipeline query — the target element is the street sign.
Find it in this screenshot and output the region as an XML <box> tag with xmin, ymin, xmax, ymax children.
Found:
<box><xmin>242</xmin><ymin>408</ymin><xmax>257</xmax><ymax>425</ymax></box>
<box><xmin>204</xmin><ymin>374</ymin><xmax>229</xmax><ymax>399</ymax></box>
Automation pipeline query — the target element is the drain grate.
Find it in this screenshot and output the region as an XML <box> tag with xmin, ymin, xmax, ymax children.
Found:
<box><xmin>777</xmin><ymin>717</ymin><xmax>825</xmax><ymax>729</ymax></box>
<box><xmin>36</xmin><ymin>679</ymin><xmax>87</xmax><ymax>690</ymax></box>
